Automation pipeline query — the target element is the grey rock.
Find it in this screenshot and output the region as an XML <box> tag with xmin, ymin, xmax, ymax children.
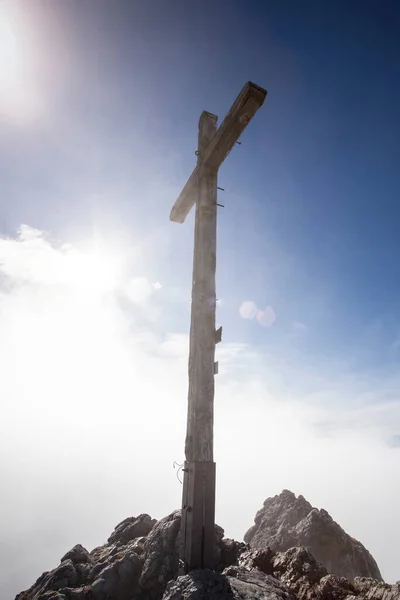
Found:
<box><xmin>90</xmin><ymin>551</ymin><xmax>142</xmax><ymax>600</ymax></box>
<box><xmin>353</xmin><ymin>577</ymin><xmax>400</xmax><ymax>600</ymax></box>
<box><xmin>217</xmin><ymin>539</ymin><xmax>248</xmax><ymax>572</ymax></box>
<box><xmin>16</xmin><ymin>510</ymin><xmax>225</xmax><ymax>600</ymax></box>
<box><xmin>317</xmin><ymin>575</ymin><xmax>357</xmax><ymax>600</ymax></box>
<box><xmin>56</xmin><ymin>588</ymin><xmax>91</xmax><ymax>600</ymax></box>
<box><xmin>15</xmin><ymin>502</ymin><xmax>399</xmax><ymax>600</ymax></box>
<box><xmin>16</xmin><ymin>572</ymin><xmax>51</xmax><ymax>600</ymax></box>
<box><xmin>238</xmin><ymin>546</ymin><xmax>328</xmax><ymax>599</ymax></box>
<box><xmin>161</xmin><ymin>570</ymin><xmax>235</xmax><ymax>600</ymax></box>
<box><xmin>108</xmin><ymin>514</ymin><xmax>156</xmax><ymax>546</ymax></box>
<box><xmin>138</xmin><ymin>510</ymin><xmax>226</xmax><ymax>600</ymax></box>
<box><xmin>161</xmin><ymin>568</ymin><xmax>298</xmax><ymax>600</ymax></box>
<box><xmin>229</xmin><ymin>569</ymin><xmax>299</xmax><ymax>600</ymax></box>
<box><xmin>244</xmin><ymin>491</ymin><xmax>382</xmax><ymax>582</ymax></box>
<box><xmin>236</xmin><ymin>546</ymin><xmax>395</xmax><ymax>600</ymax></box>
<box><xmin>269</xmin><ymin>546</ymin><xmax>329</xmax><ymax>597</ymax></box>
<box><xmin>15</xmin><ymin>513</ymin><xmax>152</xmax><ymax>600</ymax></box>
<box><xmin>35</xmin><ymin>593</ymin><xmax>67</xmax><ymax>600</ymax></box>
<box><xmin>16</xmin><ymin>560</ymin><xmax>82</xmax><ymax>600</ymax></box>
<box><xmin>60</xmin><ymin>545</ymin><xmax>91</xmax><ymax>565</ymax></box>
<box><xmin>138</xmin><ymin>510</ymin><xmax>182</xmax><ymax>600</ymax></box>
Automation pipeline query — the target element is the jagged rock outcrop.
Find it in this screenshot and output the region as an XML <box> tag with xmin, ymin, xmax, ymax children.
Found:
<box><xmin>163</xmin><ymin>547</ymin><xmax>399</xmax><ymax>600</ymax></box>
<box><xmin>236</xmin><ymin>546</ymin><xmax>356</xmax><ymax>600</ymax></box>
<box><xmin>107</xmin><ymin>514</ymin><xmax>156</xmax><ymax>546</ymax></box>
<box><xmin>218</xmin><ymin>539</ymin><xmax>247</xmax><ymax>572</ymax></box>
<box><xmin>15</xmin><ymin>497</ymin><xmax>398</xmax><ymax>600</ymax></box>
<box><xmin>162</xmin><ymin>568</ymin><xmax>298</xmax><ymax>600</ymax></box>
<box><xmin>15</xmin><ymin>511</ymin><xmax>228</xmax><ymax>600</ymax></box>
<box><xmin>244</xmin><ymin>490</ymin><xmax>382</xmax><ymax>582</ymax></box>
<box><xmin>353</xmin><ymin>578</ymin><xmax>400</xmax><ymax>600</ymax></box>
<box><xmin>15</xmin><ymin>513</ymin><xmax>156</xmax><ymax>600</ymax></box>
<box><xmin>138</xmin><ymin>509</ymin><xmax>182</xmax><ymax>600</ymax></box>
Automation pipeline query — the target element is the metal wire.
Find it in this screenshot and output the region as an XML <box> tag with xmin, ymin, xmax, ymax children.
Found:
<box><xmin>173</xmin><ymin>461</ymin><xmax>184</xmax><ymax>484</ymax></box>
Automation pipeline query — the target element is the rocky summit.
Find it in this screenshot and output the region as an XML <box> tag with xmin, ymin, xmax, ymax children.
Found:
<box><xmin>244</xmin><ymin>490</ymin><xmax>382</xmax><ymax>582</ymax></box>
<box><xmin>15</xmin><ymin>491</ymin><xmax>399</xmax><ymax>600</ymax></box>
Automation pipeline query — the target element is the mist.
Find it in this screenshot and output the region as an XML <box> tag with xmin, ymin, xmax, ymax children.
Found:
<box><xmin>0</xmin><ymin>227</ymin><xmax>399</xmax><ymax>598</ymax></box>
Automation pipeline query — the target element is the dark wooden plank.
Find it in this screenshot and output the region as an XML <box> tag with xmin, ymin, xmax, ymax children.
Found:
<box><xmin>202</xmin><ymin>462</ymin><xmax>216</xmax><ymax>570</ymax></box>
<box><xmin>180</xmin><ymin>461</ymin><xmax>216</xmax><ymax>571</ymax></box>
<box><xmin>179</xmin><ymin>461</ymin><xmax>190</xmax><ymax>574</ymax></box>
<box><xmin>188</xmin><ymin>462</ymin><xmax>203</xmax><ymax>569</ymax></box>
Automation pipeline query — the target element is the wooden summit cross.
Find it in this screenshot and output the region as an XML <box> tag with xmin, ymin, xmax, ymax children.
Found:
<box><xmin>170</xmin><ymin>81</ymin><xmax>267</xmax><ymax>573</ymax></box>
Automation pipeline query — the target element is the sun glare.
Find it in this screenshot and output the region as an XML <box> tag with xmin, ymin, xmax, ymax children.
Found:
<box><xmin>0</xmin><ymin>5</ymin><xmax>23</xmax><ymax>83</ymax></box>
<box><xmin>62</xmin><ymin>246</ymin><xmax>123</xmax><ymax>294</ymax></box>
<box><xmin>0</xmin><ymin>2</ymin><xmax>37</xmax><ymax>119</ymax></box>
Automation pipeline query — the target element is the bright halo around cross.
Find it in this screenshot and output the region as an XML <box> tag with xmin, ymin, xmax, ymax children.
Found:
<box><xmin>0</xmin><ymin>2</ymin><xmax>37</xmax><ymax>120</ymax></box>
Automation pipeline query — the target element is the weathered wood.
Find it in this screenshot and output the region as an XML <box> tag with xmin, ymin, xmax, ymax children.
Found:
<box><xmin>172</xmin><ymin>81</ymin><xmax>267</xmax><ymax>574</ymax></box>
<box><xmin>179</xmin><ymin>112</ymin><xmax>218</xmax><ymax>574</ymax></box>
<box><xmin>202</xmin><ymin>461</ymin><xmax>216</xmax><ymax>569</ymax></box>
<box><xmin>180</xmin><ymin>461</ymin><xmax>216</xmax><ymax>571</ymax></box>
<box><xmin>185</xmin><ymin>110</ymin><xmax>218</xmax><ymax>463</ymax></box>
<box><xmin>170</xmin><ymin>82</ymin><xmax>267</xmax><ymax>224</ymax></box>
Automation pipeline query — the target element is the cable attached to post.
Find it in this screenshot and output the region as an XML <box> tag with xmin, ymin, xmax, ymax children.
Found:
<box><xmin>173</xmin><ymin>461</ymin><xmax>184</xmax><ymax>484</ymax></box>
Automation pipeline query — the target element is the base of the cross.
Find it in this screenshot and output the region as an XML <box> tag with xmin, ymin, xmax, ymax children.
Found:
<box><xmin>179</xmin><ymin>461</ymin><xmax>216</xmax><ymax>574</ymax></box>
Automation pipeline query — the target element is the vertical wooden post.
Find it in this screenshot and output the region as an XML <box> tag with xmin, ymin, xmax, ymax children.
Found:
<box><xmin>186</xmin><ymin>110</ymin><xmax>218</xmax><ymax>462</ymax></box>
<box><xmin>180</xmin><ymin>111</ymin><xmax>218</xmax><ymax>572</ymax></box>
<box><xmin>171</xmin><ymin>82</ymin><xmax>267</xmax><ymax>575</ymax></box>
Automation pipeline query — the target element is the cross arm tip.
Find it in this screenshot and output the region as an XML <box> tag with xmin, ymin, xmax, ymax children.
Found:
<box><xmin>245</xmin><ymin>81</ymin><xmax>268</xmax><ymax>107</ymax></box>
<box><xmin>247</xmin><ymin>81</ymin><xmax>268</xmax><ymax>95</ymax></box>
<box><xmin>169</xmin><ymin>211</ymin><xmax>185</xmax><ymax>224</ymax></box>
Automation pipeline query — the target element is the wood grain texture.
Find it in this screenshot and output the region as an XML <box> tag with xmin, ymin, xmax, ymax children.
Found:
<box><xmin>185</xmin><ymin>110</ymin><xmax>218</xmax><ymax>463</ymax></box>
<box><xmin>170</xmin><ymin>82</ymin><xmax>267</xmax><ymax>224</ymax></box>
<box><xmin>175</xmin><ymin>82</ymin><xmax>267</xmax><ymax>573</ymax></box>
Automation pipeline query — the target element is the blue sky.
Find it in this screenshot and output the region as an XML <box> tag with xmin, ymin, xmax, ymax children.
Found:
<box><xmin>1</xmin><ymin>0</ymin><xmax>400</xmax><ymax>596</ymax></box>
<box><xmin>3</xmin><ymin>0</ymin><xmax>400</xmax><ymax>365</ymax></box>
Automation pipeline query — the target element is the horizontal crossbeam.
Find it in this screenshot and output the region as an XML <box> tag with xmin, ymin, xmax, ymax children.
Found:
<box><xmin>170</xmin><ymin>81</ymin><xmax>267</xmax><ymax>224</ymax></box>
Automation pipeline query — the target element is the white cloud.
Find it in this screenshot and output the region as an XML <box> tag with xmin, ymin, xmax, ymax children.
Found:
<box><xmin>0</xmin><ymin>225</ymin><xmax>124</xmax><ymax>292</ymax></box>
<box><xmin>159</xmin><ymin>333</ymin><xmax>189</xmax><ymax>359</ymax></box>
<box><xmin>125</xmin><ymin>277</ymin><xmax>154</xmax><ymax>304</ymax></box>
<box><xmin>0</xmin><ymin>227</ymin><xmax>399</xmax><ymax>598</ymax></box>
